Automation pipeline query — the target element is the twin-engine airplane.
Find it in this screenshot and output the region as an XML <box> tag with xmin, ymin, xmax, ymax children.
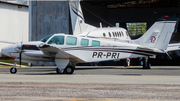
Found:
<box><xmin>0</xmin><ymin>0</ymin><xmax>179</xmax><ymax>74</ymax></box>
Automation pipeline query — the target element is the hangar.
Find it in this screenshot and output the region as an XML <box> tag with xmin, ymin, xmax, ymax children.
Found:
<box><xmin>29</xmin><ymin>0</ymin><xmax>180</xmax><ymax>66</ymax></box>
<box><xmin>30</xmin><ymin>0</ymin><xmax>180</xmax><ymax>42</ymax></box>
<box><xmin>0</xmin><ymin>0</ymin><xmax>28</xmax><ymax>57</ymax></box>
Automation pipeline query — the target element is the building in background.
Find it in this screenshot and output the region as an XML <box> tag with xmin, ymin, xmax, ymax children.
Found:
<box><xmin>0</xmin><ymin>0</ymin><xmax>29</xmax><ymax>57</ymax></box>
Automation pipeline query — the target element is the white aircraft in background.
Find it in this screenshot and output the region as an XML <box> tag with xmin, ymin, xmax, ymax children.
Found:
<box><xmin>0</xmin><ymin>0</ymin><xmax>179</xmax><ymax>74</ymax></box>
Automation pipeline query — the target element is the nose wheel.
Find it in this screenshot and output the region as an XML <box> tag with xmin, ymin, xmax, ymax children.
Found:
<box><xmin>10</xmin><ymin>67</ymin><xmax>17</xmax><ymax>74</ymax></box>
<box><xmin>10</xmin><ymin>61</ymin><xmax>17</xmax><ymax>74</ymax></box>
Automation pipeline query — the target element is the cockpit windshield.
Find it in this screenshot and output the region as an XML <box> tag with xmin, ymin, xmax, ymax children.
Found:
<box><xmin>48</xmin><ymin>35</ymin><xmax>64</xmax><ymax>45</ymax></box>
<box><xmin>40</xmin><ymin>34</ymin><xmax>54</xmax><ymax>42</ymax></box>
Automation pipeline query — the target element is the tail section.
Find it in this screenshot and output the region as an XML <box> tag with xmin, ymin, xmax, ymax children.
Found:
<box><xmin>69</xmin><ymin>0</ymin><xmax>96</xmax><ymax>35</ymax></box>
<box><xmin>69</xmin><ymin>0</ymin><xmax>87</xmax><ymax>35</ymax></box>
<box><xmin>132</xmin><ymin>16</ymin><xmax>178</xmax><ymax>50</ymax></box>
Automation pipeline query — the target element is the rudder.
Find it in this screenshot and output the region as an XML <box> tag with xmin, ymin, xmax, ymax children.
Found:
<box><xmin>69</xmin><ymin>0</ymin><xmax>87</xmax><ymax>35</ymax></box>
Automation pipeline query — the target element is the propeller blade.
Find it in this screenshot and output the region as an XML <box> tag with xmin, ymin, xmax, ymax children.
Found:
<box><xmin>19</xmin><ymin>52</ymin><xmax>22</xmax><ymax>68</ymax></box>
<box><xmin>19</xmin><ymin>43</ymin><xmax>23</xmax><ymax>68</ymax></box>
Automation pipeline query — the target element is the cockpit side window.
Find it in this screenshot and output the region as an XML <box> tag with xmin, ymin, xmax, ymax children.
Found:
<box><xmin>40</xmin><ymin>34</ymin><xmax>54</xmax><ymax>42</ymax></box>
<box><xmin>48</xmin><ymin>36</ymin><xmax>64</xmax><ymax>45</ymax></box>
<box><xmin>66</xmin><ymin>36</ymin><xmax>77</xmax><ymax>45</ymax></box>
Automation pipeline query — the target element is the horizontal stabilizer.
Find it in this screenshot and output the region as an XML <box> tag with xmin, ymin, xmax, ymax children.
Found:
<box><xmin>167</xmin><ymin>43</ymin><xmax>180</xmax><ymax>52</ymax></box>
<box><xmin>132</xmin><ymin>16</ymin><xmax>178</xmax><ymax>51</ymax></box>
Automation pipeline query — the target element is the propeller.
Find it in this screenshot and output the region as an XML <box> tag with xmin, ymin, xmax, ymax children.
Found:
<box><xmin>19</xmin><ymin>44</ymin><xmax>22</xmax><ymax>68</ymax></box>
<box><xmin>13</xmin><ymin>39</ymin><xmax>24</xmax><ymax>68</ymax></box>
<box><xmin>19</xmin><ymin>41</ymin><xmax>23</xmax><ymax>68</ymax></box>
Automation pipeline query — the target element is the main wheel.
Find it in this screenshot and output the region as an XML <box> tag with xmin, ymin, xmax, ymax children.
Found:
<box><xmin>10</xmin><ymin>67</ymin><xmax>17</xmax><ymax>74</ymax></box>
<box><xmin>56</xmin><ymin>68</ymin><xmax>64</xmax><ymax>74</ymax></box>
<box><xmin>64</xmin><ymin>66</ymin><xmax>74</xmax><ymax>74</ymax></box>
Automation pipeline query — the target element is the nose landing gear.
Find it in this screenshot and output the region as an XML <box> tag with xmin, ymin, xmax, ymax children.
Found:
<box><xmin>10</xmin><ymin>61</ymin><xmax>17</xmax><ymax>74</ymax></box>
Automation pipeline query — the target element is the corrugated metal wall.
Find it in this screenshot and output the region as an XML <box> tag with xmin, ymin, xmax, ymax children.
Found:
<box><xmin>29</xmin><ymin>1</ymin><xmax>70</xmax><ymax>66</ymax></box>
<box><xmin>29</xmin><ymin>1</ymin><xmax>69</xmax><ymax>41</ymax></box>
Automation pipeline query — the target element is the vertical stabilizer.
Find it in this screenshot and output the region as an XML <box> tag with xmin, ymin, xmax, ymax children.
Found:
<box><xmin>132</xmin><ymin>16</ymin><xmax>177</xmax><ymax>50</ymax></box>
<box><xmin>69</xmin><ymin>0</ymin><xmax>87</xmax><ymax>35</ymax></box>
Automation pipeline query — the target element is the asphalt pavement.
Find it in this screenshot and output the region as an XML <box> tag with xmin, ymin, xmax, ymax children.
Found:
<box><xmin>0</xmin><ymin>66</ymin><xmax>180</xmax><ymax>101</ymax></box>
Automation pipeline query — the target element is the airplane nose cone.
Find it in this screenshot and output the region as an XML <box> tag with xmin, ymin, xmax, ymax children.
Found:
<box><xmin>1</xmin><ymin>46</ymin><xmax>10</xmax><ymax>57</ymax></box>
<box><xmin>1</xmin><ymin>45</ymin><xmax>15</xmax><ymax>57</ymax></box>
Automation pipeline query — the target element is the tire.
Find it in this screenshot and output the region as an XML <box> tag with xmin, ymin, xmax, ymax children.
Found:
<box><xmin>64</xmin><ymin>66</ymin><xmax>74</xmax><ymax>74</ymax></box>
<box><xmin>10</xmin><ymin>67</ymin><xmax>17</xmax><ymax>74</ymax></box>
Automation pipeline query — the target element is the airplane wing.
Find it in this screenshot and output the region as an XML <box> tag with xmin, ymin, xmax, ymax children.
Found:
<box><xmin>38</xmin><ymin>44</ymin><xmax>84</xmax><ymax>63</ymax></box>
<box><xmin>38</xmin><ymin>43</ymin><xmax>168</xmax><ymax>63</ymax></box>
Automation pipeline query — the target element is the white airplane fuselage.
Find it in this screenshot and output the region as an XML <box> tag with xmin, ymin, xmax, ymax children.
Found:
<box><xmin>1</xmin><ymin>27</ymin><xmax>132</xmax><ymax>63</ymax></box>
<box><xmin>1</xmin><ymin>32</ymin><xmax>159</xmax><ymax>64</ymax></box>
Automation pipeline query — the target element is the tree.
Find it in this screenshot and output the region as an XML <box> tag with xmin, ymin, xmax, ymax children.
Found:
<box><xmin>127</xmin><ymin>23</ymin><xmax>147</xmax><ymax>36</ymax></box>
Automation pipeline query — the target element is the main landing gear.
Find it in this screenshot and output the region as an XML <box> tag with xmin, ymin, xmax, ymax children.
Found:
<box><xmin>142</xmin><ymin>57</ymin><xmax>151</xmax><ymax>69</ymax></box>
<box><xmin>55</xmin><ymin>59</ymin><xmax>75</xmax><ymax>74</ymax></box>
<box><xmin>10</xmin><ymin>61</ymin><xmax>17</xmax><ymax>74</ymax></box>
<box><xmin>56</xmin><ymin>66</ymin><xmax>75</xmax><ymax>74</ymax></box>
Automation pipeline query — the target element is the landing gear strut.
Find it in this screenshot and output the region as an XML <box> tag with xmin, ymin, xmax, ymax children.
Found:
<box><xmin>143</xmin><ymin>57</ymin><xmax>151</xmax><ymax>69</ymax></box>
<box><xmin>10</xmin><ymin>61</ymin><xmax>17</xmax><ymax>74</ymax></box>
<box><xmin>56</xmin><ymin>68</ymin><xmax>64</xmax><ymax>74</ymax></box>
<box><xmin>55</xmin><ymin>59</ymin><xmax>75</xmax><ymax>74</ymax></box>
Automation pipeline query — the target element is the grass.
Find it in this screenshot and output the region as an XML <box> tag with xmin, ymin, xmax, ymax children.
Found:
<box><xmin>0</xmin><ymin>65</ymin><xmax>12</xmax><ymax>68</ymax></box>
<box><xmin>0</xmin><ymin>59</ymin><xmax>28</xmax><ymax>66</ymax></box>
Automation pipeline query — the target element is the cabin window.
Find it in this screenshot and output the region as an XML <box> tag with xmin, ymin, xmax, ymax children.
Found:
<box><xmin>92</xmin><ymin>40</ymin><xmax>100</xmax><ymax>47</ymax></box>
<box><xmin>112</xmin><ymin>32</ymin><xmax>115</xmax><ymax>37</ymax></box>
<box><xmin>81</xmin><ymin>39</ymin><xmax>89</xmax><ymax>46</ymax></box>
<box><xmin>117</xmin><ymin>32</ymin><xmax>120</xmax><ymax>37</ymax></box>
<box><xmin>108</xmin><ymin>32</ymin><xmax>111</xmax><ymax>37</ymax></box>
<box><xmin>48</xmin><ymin>35</ymin><xmax>64</xmax><ymax>45</ymax></box>
<box><xmin>119</xmin><ymin>32</ymin><xmax>121</xmax><ymax>37</ymax></box>
<box><xmin>66</xmin><ymin>36</ymin><xmax>77</xmax><ymax>45</ymax></box>
<box><xmin>121</xmin><ymin>31</ymin><xmax>124</xmax><ymax>36</ymax></box>
<box><xmin>103</xmin><ymin>33</ymin><xmax>106</xmax><ymax>37</ymax></box>
<box><xmin>114</xmin><ymin>32</ymin><xmax>117</xmax><ymax>37</ymax></box>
